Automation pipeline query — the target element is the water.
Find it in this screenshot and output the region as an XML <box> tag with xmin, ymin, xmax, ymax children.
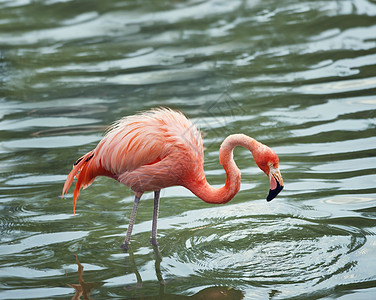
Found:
<box><xmin>1</xmin><ymin>0</ymin><xmax>375</xmax><ymax>299</ymax></box>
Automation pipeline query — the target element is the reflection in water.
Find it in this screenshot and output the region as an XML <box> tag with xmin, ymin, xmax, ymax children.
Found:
<box><xmin>68</xmin><ymin>255</ymin><xmax>103</xmax><ymax>300</ymax></box>
<box><xmin>68</xmin><ymin>249</ymin><xmax>244</xmax><ymax>299</ymax></box>
<box><xmin>125</xmin><ymin>245</ymin><xmax>244</xmax><ymax>300</ymax></box>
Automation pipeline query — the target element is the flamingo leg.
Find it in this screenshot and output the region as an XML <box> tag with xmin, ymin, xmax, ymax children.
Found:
<box><xmin>121</xmin><ymin>194</ymin><xmax>142</xmax><ymax>251</ymax></box>
<box><xmin>151</xmin><ymin>190</ymin><xmax>160</xmax><ymax>246</ymax></box>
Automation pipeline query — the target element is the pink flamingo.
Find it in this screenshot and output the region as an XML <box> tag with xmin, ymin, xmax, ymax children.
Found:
<box><xmin>62</xmin><ymin>108</ymin><xmax>284</xmax><ymax>250</ymax></box>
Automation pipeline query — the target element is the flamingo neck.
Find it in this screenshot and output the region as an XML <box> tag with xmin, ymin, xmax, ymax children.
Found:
<box><xmin>187</xmin><ymin>134</ymin><xmax>260</xmax><ymax>204</ymax></box>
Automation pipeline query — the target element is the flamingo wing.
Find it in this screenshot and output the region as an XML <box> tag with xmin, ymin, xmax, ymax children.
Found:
<box><xmin>97</xmin><ymin>108</ymin><xmax>203</xmax><ymax>173</ymax></box>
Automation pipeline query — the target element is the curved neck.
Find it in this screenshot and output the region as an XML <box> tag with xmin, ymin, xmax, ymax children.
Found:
<box><xmin>186</xmin><ymin>134</ymin><xmax>260</xmax><ymax>204</ymax></box>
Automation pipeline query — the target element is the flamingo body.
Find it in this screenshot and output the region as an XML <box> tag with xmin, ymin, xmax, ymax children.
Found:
<box><xmin>62</xmin><ymin>108</ymin><xmax>284</xmax><ymax>250</ymax></box>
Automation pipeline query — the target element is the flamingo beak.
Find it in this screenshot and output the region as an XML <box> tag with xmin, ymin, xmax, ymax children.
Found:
<box><xmin>267</xmin><ymin>168</ymin><xmax>284</xmax><ymax>202</ymax></box>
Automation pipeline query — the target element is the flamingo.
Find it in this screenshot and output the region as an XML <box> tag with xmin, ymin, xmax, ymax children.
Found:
<box><xmin>62</xmin><ymin>108</ymin><xmax>284</xmax><ymax>250</ymax></box>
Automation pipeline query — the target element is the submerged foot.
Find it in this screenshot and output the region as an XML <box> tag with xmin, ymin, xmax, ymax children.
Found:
<box><xmin>120</xmin><ymin>242</ymin><xmax>130</xmax><ymax>252</ymax></box>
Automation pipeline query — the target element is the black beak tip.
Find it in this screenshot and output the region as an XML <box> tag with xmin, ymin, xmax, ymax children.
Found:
<box><xmin>266</xmin><ymin>184</ymin><xmax>284</xmax><ymax>202</ymax></box>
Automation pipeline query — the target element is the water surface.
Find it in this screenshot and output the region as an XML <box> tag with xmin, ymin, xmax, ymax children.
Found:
<box><xmin>1</xmin><ymin>0</ymin><xmax>376</xmax><ymax>299</ymax></box>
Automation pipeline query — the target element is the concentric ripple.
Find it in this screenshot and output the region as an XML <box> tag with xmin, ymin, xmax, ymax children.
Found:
<box><xmin>158</xmin><ymin>202</ymin><xmax>369</xmax><ymax>298</ymax></box>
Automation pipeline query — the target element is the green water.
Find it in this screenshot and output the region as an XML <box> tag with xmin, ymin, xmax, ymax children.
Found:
<box><xmin>1</xmin><ymin>0</ymin><xmax>376</xmax><ymax>299</ymax></box>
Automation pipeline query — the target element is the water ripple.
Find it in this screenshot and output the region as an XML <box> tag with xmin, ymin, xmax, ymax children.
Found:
<box><xmin>157</xmin><ymin>202</ymin><xmax>370</xmax><ymax>297</ymax></box>
<box><xmin>0</xmin><ymin>231</ymin><xmax>88</xmax><ymax>255</ymax></box>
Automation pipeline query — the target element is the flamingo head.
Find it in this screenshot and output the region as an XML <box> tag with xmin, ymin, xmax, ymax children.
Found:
<box><xmin>253</xmin><ymin>144</ymin><xmax>284</xmax><ymax>201</ymax></box>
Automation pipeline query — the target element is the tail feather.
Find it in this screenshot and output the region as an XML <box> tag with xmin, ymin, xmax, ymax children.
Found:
<box><xmin>62</xmin><ymin>151</ymin><xmax>96</xmax><ymax>214</ymax></box>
